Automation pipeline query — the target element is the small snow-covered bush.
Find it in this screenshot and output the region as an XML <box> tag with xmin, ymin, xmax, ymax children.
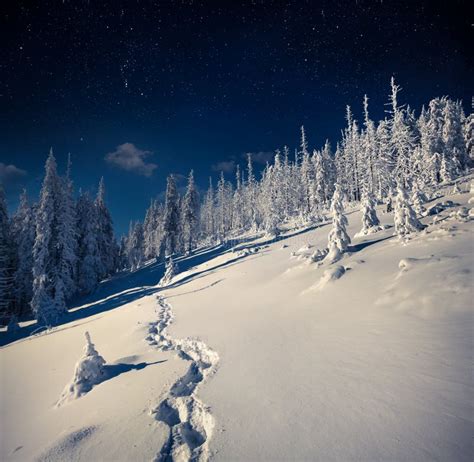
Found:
<box><xmin>57</xmin><ymin>332</ymin><xmax>106</xmax><ymax>407</ymax></box>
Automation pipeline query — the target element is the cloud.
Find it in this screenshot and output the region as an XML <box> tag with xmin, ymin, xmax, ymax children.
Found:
<box><xmin>105</xmin><ymin>143</ymin><xmax>157</xmax><ymax>177</ymax></box>
<box><xmin>243</xmin><ymin>151</ymin><xmax>274</xmax><ymax>164</ymax></box>
<box><xmin>0</xmin><ymin>163</ymin><xmax>27</xmax><ymax>186</ymax></box>
<box><xmin>211</xmin><ymin>160</ymin><xmax>236</xmax><ymax>173</ymax></box>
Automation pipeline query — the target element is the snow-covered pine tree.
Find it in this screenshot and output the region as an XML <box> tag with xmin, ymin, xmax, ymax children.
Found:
<box><xmin>324</xmin><ymin>184</ymin><xmax>351</xmax><ymax>264</ymax></box>
<box><xmin>55</xmin><ymin>154</ymin><xmax>77</xmax><ymax>306</ymax></box>
<box><xmin>244</xmin><ymin>153</ymin><xmax>258</xmax><ymax>230</ymax></box>
<box><xmin>76</xmin><ymin>191</ymin><xmax>101</xmax><ymax>294</ymax></box>
<box><xmin>201</xmin><ymin>177</ymin><xmax>215</xmax><ymax>243</ymax></box>
<box><xmin>181</xmin><ymin>170</ymin><xmax>200</xmax><ymax>254</ymax></box>
<box><xmin>95</xmin><ymin>177</ymin><xmax>117</xmax><ymax>278</ymax></box>
<box><xmin>12</xmin><ymin>189</ymin><xmax>35</xmax><ymax>315</ymax></box>
<box><xmin>299</xmin><ymin>126</ymin><xmax>315</xmax><ymax>220</ymax></box>
<box><xmin>394</xmin><ymin>183</ymin><xmax>425</xmax><ymax>239</ymax></box>
<box><xmin>375</xmin><ymin>118</ymin><xmax>395</xmax><ymax>199</ymax></box>
<box><xmin>388</xmin><ymin>77</ymin><xmax>415</xmax><ymax>189</ymax></box>
<box><xmin>216</xmin><ymin>171</ymin><xmax>230</xmax><ymax>242</ymax></box>
<box><xmin>31</xmin><ymin>150</ymin><xmax>68</xmax><ymax>325</ymax></box>
<box><xmin>162</xmin><ymin>174</ymin><xmax>180</xmax><ymax>256</ymax></box>
<box><xmin>465</xmin><ymin>113</ymin><xmax>474</xmax><ymax>165</ymax></box>
<box><xmin>439</xmin><ymin>155</ymin><xmax>454</xmax><ymax>184</ymax></box>
<box><xmin>354</xmin><ymin>190</ymin><xmax>383</xmax><ymax>237</ymax></box>
<box><xmin>232</xmin><ymin>164</ymin><xmax>245</xmax><ymax>232</ymax></box>
<box><xmin>410</xmin><ymin>183</ymin><xmax>426</xmax><ymax>217</ymax></box>
<box><xmin>126</xmin><ymin>221</ymin><xmax>145</xmax><ymax>270</ymax></box>
<box><xmin>312</xmin><ymin>150</ymin><xmax>326</xmax><ymax>219</ymax></box>
<box><xmin>159</xmin><ymin>256</ymin><xmax>178</xmax><ymax>286</ymax></box>
<box><xmin>424</xmin><ymin>97</ymin><xmax>447</xmax><ymax>184</ymax></box>
<box><xmin>321</xmin><ymin>140</ymin><xmax>335</xmax><ymax>205</ymax></box>
<box><xmin>260</xmin><ymin>164</ymin><xmax>280</xmax><ymax>237</ymax></box>
<box><xmin>0</xmin><ymin>187</ymin><xmax>15</xmax><ymax>322</ymax></box>
<box><xmin>443</xmin><ymin>99</ymin><xmax>468</xmax><ymax>171</ymax></box>
<box><xmin>143</xmin><ymin>199</ymin><xmax>157</xmax><ymax>260</ymax></box>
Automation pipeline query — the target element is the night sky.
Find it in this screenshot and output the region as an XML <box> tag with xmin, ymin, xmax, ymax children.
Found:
<box><xmin>2</xmin><ymin>0</ymin><xmax>472</xmax><ymax>235</ymax></box>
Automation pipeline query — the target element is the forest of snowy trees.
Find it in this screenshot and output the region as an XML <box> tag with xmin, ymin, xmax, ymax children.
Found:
<box><xmin>0</xmin><ymin>150</ymin><xmax>117</xmax><ymax>327</ymax></box>
<box><xmin>1</xmin><ymin>78</ymin><xmax>472</xmax><ymax>327</ymax></box>
<box><xmin>123</xmin><ymin>79</ymin><xmax>472</xmax><ymax>268</ymax></box>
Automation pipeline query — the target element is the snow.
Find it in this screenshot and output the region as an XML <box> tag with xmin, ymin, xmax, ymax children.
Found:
<box><xmin>1</xmin><ymin>177</ymin><xmax>473</xmax><ymax>461</ymax></box>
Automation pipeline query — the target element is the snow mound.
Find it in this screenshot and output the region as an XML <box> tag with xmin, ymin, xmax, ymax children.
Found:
<box><xmin>56</xmin><ymin>332</ymin><xmax>106</xmax><ymax>407</ymax></box>
<box><xmin>377</xmin><ymin>254</ymin><xmax>470</xmax><ymax>319</ymax></box>
<box><xmin>304</xmin><ymin>265</ymin><xmax>346</xmax><ymax>293</ymax></box>
<box><xmin>354</xmin><ymin>224</ymin><xmax>388</xmax><ymax>238</ymax></box>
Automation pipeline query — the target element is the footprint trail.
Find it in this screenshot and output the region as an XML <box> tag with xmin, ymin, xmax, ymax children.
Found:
<box><xmin>147</xmin><ymin>295</ymin><xmax>219</xmax><ymax>462</ymax></box>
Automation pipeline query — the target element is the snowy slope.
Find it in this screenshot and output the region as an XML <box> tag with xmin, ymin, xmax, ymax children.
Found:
<box><xmin>1</xmin><ymin>177</ymin><xmax>473</xmax><ymax>461</ymax></box>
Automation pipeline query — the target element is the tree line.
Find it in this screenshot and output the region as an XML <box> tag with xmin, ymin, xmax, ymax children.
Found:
<box><xmin>123</xmin><ymin>78</ymin><xmax>472</xmax><ymax>268</ymax></box>
<box><xmin>0</xmin><ymin>151</ymin><xmax>117</xmax><ymax>326</ymax></box>
<box><xmin>1</xmin><ymin>78</ymin><xmax>472</xmax><ymax>327</ymax></box>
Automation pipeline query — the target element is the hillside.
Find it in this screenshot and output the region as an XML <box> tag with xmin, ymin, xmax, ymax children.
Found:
<box><xmin>1</xmin><ymin>176</ymin><xmax>473</xmax><ymax>462</ymax></box>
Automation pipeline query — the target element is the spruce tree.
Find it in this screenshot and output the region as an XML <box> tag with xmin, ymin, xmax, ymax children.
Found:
<box><xmin>95</xmin><ymin>177</ymin><xmax>117</xmax><ymax>278</ymax></box>
<box><xmin>55</xmin><ymin>154</ymin><xmax>77</xmax><ymax>302</ymax></box>
<box><xmin>355</xmin><ymin>190</ymin><xmax>382</xmax><ymax>237</ymax></box>
<box><xmin>76</xmin><ymin>191</ymin><xmax>101</xmax><ymax>294</ymax></box>
<box><xmin>0</xmin><ymin>187</ymin><xmax>15</xmax><ymax>321</ymax></box>
<box><xmin>159</xmin><ymin>256</ymin><xmax>178</xmax><ymax>286</ymax></box>
<box><xmin>182</xmin><ymin>170</ymin><xmax>200</xmax><ymax>254</ymax></box>
<box><xmin>162</xmin><ymin>175</ymin><xmax>180</xmax><ymax>256</ymax></box>
<box><xmin>31</xmin><ymin>150</ymin><xmax>65</xmax><ymax>325</ymax></box>
<box><xmin>394</xmin><ymin>184</ymin><xmax>425</xmax><ymax>239</ymax></box>
<box><xmin>12</xmin><ymin>190</ymin><xmax>35</xmax><ymax>315</ymax></box>
<box><xmin>324</xmin><ymin>184</ymin><xmax>351</xmax><ymax>264</ymax></box>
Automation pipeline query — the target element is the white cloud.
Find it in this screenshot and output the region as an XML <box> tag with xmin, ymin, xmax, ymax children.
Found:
<box><xmin>211</xmin><ymin>160</ymin><xmax>236</xmax><ymax>173</ymax></box>
<box><xmin>105</xmin><ymin>143</ymin><xmax>157</xmax><ymax>177</ymax></box>
<box><xmin>0</xmin><ymin>163</ymin><xmax>27</xmax><ymax>185</ymax></box>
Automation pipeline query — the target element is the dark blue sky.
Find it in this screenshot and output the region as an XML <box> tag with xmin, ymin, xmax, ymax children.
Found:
<box><xmin>1</xmin><ymin>0</ymin><xmax>472</xmax><ymax>235</ymax></box>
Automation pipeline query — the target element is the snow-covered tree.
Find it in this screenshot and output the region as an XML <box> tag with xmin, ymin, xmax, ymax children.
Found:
<box><xmin>389</xmin><ymin>77</ymin><xmax>416</xmax><ymax>189</ymax></box>
<box><xmin>126</xmin><ymin>221</ymin><xmax>145</xmax><ymax>270</ymax></box>
<box><xmin>12</xmin><ymin>190</ymin><xmax>35</xmax><ymax>314</ymax></box>
<box><xmin>355</xmin><ymin>190</ymin><xmax>382</xmax><ymax>237</ymax></box>
<box><xmin>0</xmin><ymin>187</ymin><xmax>15</xmax><ymax>321</ymax></box>
<box><xmin>31</xmin><ymin>150</ymin><xmax>66</xmax><ymax>325</ymax></box>
<box><xmin>159</xmin><ymin>256</ymin><xmax>178</xmax><ymax>286</ymax></box>
<box><xmin>181</xmin><ymin>170</ymin><xmax>200</xmax><ymax>254</ymax></box>
<box><xmin>443</xmin><ymin>99</ymin><xmax>467</xmax><ymax>171</ymax></box>
<box><xmin>244</xmin><ymin>153</ymin><xmax>258</xmax><ymax>230</ymax></box>
<box><xmin>410</xmin><ymin>183</ymin><xmax>426</xmax><ymax>217</ymax></box>
<box><xmin>201</xmin><ymin>177</ymin><xmax>216</xmax><ymax>242</ymax></box>
<box><xmin>232</xmin><ymin>165</ymin><xmax>245</xmax><ymax>232</ymax></box>
<box><xmin>394</xmin><ymin>184</ymin><xmax>425</xmax><ymax>239</ymax></box>
<box><xmin>55</xmin><ymin>155</ymin><xmax>77</xmax><ymax>305</ymax></box>
<box><xmin>76</xmin><ymin>191</ymin><xmax>101</xmax><ymax>294</ymax></box>
<box><xmin>95</xmin><ymin>177</ymin><xmax>117</xmax><ymax>278</ymax></box>
<box><xmin>324</xmin><ymin>184</ymin><xmax>351</xmax><ymax>264</ymax></box>
<box><xmin>162</xmin><ymin>175</ymin><xmax>180</xmax><ymax>256</ymax></box>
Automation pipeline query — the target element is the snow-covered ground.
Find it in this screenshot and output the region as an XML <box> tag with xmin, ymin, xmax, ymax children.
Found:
<box><xmin>1</xmin><ymin>177</ymin><xmax>473</xmax><ymax>461</ymax></box>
